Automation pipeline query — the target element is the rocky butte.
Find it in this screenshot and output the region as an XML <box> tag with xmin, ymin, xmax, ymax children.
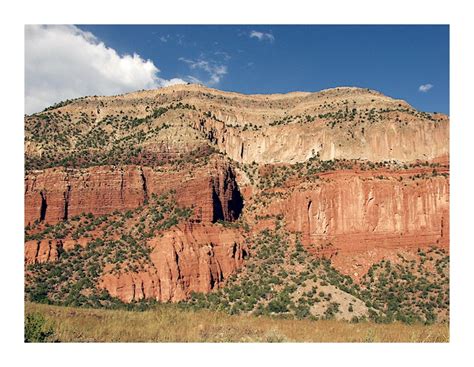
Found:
<box><xmin>24</xmin><ymin>84</ymin><xmax>449</xmax><ymax>321</ymax></box>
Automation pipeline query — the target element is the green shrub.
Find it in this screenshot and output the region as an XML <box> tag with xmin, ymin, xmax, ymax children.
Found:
<box><xmin>24</xmin><ymin>313</ymin><xmax>55</xmax><ymax>342</ymax></box>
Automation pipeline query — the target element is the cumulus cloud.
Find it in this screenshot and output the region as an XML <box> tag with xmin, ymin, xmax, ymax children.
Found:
<box><xmin>161</xmin><ymin>78</ymin><xmax>189</xmax><ymax>87</ymax></box>
<box><xmin>179</xmin><ymin>57</ymin><xmax>227</xmax><ymax>85</ymax></box>
<box><xmin>25</xmin><ymin>25</ymin><xmax>186</xmax><ymax>114</ymax></box>
<box><xmin>249</xmin><ymin>30</ymin><xmax>275</xmax><ymax>42</ymax></box>
<box><xmin>419</xmin><ymin>83</ymin><xmax>434</xmax><ymax>93</ymax></box>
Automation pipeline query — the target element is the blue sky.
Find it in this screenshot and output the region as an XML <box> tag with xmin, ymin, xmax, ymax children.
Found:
<box><xmin>25</xmin><ymin>25</ymin><xmax>449</xmax><ymax>114</ymax></box>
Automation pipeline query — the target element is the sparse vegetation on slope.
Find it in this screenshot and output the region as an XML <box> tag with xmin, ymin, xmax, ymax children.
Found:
<box><xmin>184</xmin><ymin>224</ymin><xmax>449</xmax><ymax>323</ymax></box>
<box><xmin>360</xmin><ymin>248</ymin><xmax>449</xmax><ymax>324</ymax></box>
<box><xmin>25</xmin><ymin>191</ymin><xmax>193</xmax><ymax>307</ymax></box>
<box><xmin>25</xmin><ymin>206</ymin><xmax>450</xmax><ymax>323</ymax></box>
<box><xmin>25</xmin><ymin>102</ymin><xmax>206</xmax><ymax>171</ymax></box>
<box><xmin>236</xmin><ymin>156</ymin><xmax>448</xmax><ymax>192</ymax></box>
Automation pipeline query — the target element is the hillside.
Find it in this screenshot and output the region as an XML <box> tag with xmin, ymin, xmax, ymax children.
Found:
<box><xmin>24</xmin><ymin>84</ymin><xmax>449</xmax><ymax>324</ymax></box>
<box><xmin>25</xmin><ymin>84</ymin><xmax>448</xmax><ymax>168</ymax></box>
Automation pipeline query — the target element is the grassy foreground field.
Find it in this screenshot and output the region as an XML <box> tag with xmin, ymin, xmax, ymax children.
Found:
<box><xmin>25</xmin><ymin>302</ymin><xmax>449</xmax><ymax>342</ymax></box>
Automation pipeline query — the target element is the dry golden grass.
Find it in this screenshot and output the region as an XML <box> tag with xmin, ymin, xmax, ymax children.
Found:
<box><xmin>25</xmin><ymin>302</ymin><xmax>449</xmax><ymax>343</ymax></box>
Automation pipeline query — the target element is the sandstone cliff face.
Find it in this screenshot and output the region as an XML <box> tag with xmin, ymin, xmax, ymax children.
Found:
<box><xmin>24</xmin><ymin>223</ymin><xmax>248</xmax><ymax>302</ymax></box>
<box><xmin>24</xmin><ymin>157</ymin><xmax>247</xmax><ymax>302</ymax></box>
<box><xmin>24</xmin><ymin>159</ymin><xmax>243</xmax><ymax>226</ymax></box>
<box><xmin>262</xmin><ymin>170</ymin><xmax>449</xmax><ymax>277</ymax></box>
<box><xmin>25</xmin><ymin>166</ymin><xmax>147</xmax><ymax>225</ymax></box>
<box><xmin>286</xmin><ymin>176</ymin><xmax>449</xmax><ymax>245</ymax></box>
<box><xmin>193</xmin><ymin>113</ymin><xmax>449</xmax><ymax>164</ymax></box>
<box><xmin>98</xmin><ymin>223</ymin><xmax>248</xmax><ymax>302</ymax></box>
<box><xmin>24</xmin><ymin>239</ymin><xmax>62</xmax><ymax>265</ymax></box>
<box><xmin>24</xmin><ymin>238</ymin><xmax>89</xmax><ymax>265</ymax></box>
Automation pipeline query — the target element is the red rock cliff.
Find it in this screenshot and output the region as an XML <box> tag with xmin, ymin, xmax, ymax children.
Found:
<box><xmin>263</xmin><ymin>169</ymin><xmax>449</xmax><ymax>277</ymax></box>
<box><xmin>25</xmin><ymin>160</ymin><xmax>243</xmax><ymax>226</ymax></box>
<box><xmin>98</xmin><ymin>223</ymin><xmax>248</xmax><ymax>302</ymax></box>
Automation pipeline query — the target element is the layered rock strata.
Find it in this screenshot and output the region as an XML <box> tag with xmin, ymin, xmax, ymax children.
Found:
<box><xmin>99</xmin><ymin>223</ymin><xmax>248</xmax><ymax>302</ymax></box>
<box><xmin>24</xmin><ymin>160</ymin><xmax>243</xmax><ymax>226</ymax></box>
<box><xmin>261</xmin><ymin>169</ymin><xmax>449</xmax><ymax>277</ymax></box>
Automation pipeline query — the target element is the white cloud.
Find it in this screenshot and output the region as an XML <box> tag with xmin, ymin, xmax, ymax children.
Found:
<box><xmin>419</xmin><ymin>83</ymin><xmax>434</xmax><ymax>93</ymax></box>
<box><xmin>249</xmin><ymin>30</ymin><xmax>275</xmax><ymax>42</ymax></box>
<box><xmin>25</xmin><ymin>25</ymin><xmax>186</xmax><ymax>114</ymax></box>
<box><xmin>179</xmin><ymin>57</ymin><xmax>227</xmax><ymax>85</ymax></box>
<box><xmin>161</xmin><ymin>78</ymin><xmax>188</xmax><ymax>87</ymax></box>
<box><xmin>214</xmin><ymin>51</ymin><xmax>231</xmax><ymax>61</ymax></box>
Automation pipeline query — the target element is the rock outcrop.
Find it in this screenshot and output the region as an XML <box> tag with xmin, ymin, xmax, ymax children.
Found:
<box><xmin>24</xmin><ymin>239</ymin><xmax>62</xmax><ymax>265</ymax></box>
<box><xmin>262</xmin><ymin>169</ymin><xmax>449</xmax><ymax>278</ymax></box>
<box><xmin>193</xmin><ymin>112</ymin><xmax>449</xmax><ymax>164</ymax></box>
<box><xmin>25</xmin><ymin>166</ymin><xmax>147</xmax><ymax>225</ymax></box>
<box><xmin>25</xmin><ymin>159</ymin><xmax>243</xmax><ymax>226</ymax></box>
<box><xmin>98</xmin><ymin>223</ymin><xmax>248</xmax><ymax>302</ymax></box>
<box><xmin>24</xmin><ymin>238</ymin><xmax>89</xmax><ymax>265</ymax></box>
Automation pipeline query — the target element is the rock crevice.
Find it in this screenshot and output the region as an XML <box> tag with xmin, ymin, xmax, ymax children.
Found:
<box><xmin>25</xmin><ymin>160</ymin><xmax>244</xmax><ymax>226</ymax></box>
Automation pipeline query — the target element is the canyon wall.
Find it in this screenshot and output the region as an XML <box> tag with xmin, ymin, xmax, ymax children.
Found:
<box><xmin>263</xmin><ymin>170</ymin><xmax>449</xmax><ymax>277</ymax></box>
<box><xmin>193</xmin><ymin>116</ymin><xmax>449</xmax><ymax>164</ymax></box>
<box><xmin>285</xmin><ymin>176</ymin><xmax>449</xmax><ymax>246</ymax></box>
<box><xmin>99</xmin><ymin>223</ymin><xmax>248</xmax><ymax>302</ymax></box>
<box><xmin>24</xmin><ymin>160</ymin><xmax>243</xmax><ymax>226</ymax></box>
<box><xmin>25</xmin><ymin>224</ymin><xmax>248</xmax><ymax>302</ymax></box>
